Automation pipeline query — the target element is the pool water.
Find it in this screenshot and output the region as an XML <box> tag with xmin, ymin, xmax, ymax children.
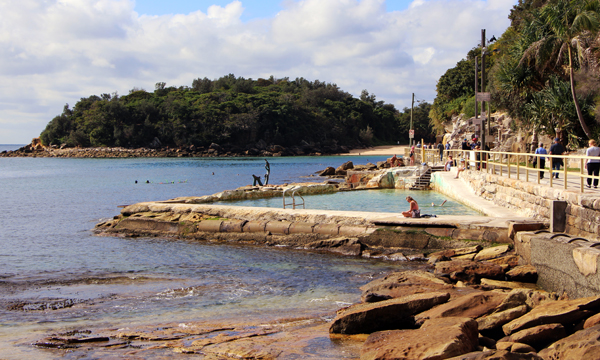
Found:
<box><xmin>217</xmin><ymin>188</ymin><xmax>484</xmax><ymax>216</ymax></box>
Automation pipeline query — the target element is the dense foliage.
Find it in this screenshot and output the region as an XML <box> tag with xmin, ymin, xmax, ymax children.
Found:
<box><xmin>40</xmin><ymin>75</ymin><xmax>416</xmax><ymax>150</ymax></box>
<box><xmin>430</xmin><ymin>0</ymin><xmax>600</xmax><ymax>147</ymax></box>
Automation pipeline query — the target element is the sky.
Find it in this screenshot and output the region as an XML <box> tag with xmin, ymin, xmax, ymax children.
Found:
<box><xmin>0</xmin><ymin>0</ymin><xmax>517</xmax><ymax>144</ymax></box>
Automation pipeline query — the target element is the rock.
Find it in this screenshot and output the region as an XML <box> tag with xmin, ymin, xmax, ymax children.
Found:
<box><xmin>496</xmin><ymin>342</ymin><xmax>536</xmax><ymax>354</ymax></box>
<box><xmin>445</xmin><ymin>350</ymin><xmax>543</xmax><ymax>359</ymax></box>
<box><xmin>329</xmin><ymin>292</ymin><xmax>450</xmax><ymax>334</ymax></box>
<box><xmin>304</xmin><ymin>237</ymin><xmax>362</xmax><ymax>256</ymax></box>
<box><xmin>429</xmin><ymin>246</ymin><xmax>483</xmax><ymax>259</ymax></box>
<box><xmin>416</xmin><ymin>291</ymin><xmax>507</xmax><ymax>324</ymax></box>
<box><xmin>494</xmin><ymin>289</ymin><xmax>556</xmax><ymax>313</ymax></box>
<box><xmin>583</xmin><ymin>312</ymin><xmax>600</xmax><ymax>328</ymax></box>
<box><xmin>428</xmin><ymin>253</ymin><xmax>449</xmax><ymax>264</ymax></box>
<box><xmin>335</xmin><ymin>169</ymin><xmax>347</xmax><ymax>176</ymax></box>
<box><xmin>319</xmin><ymin>167</ymin><xmax>336</xmax><ymax>176</ymax></box>
<box><xmin>209</xmin><ymin>143</ymin><xmax>222</xmax><ymax>152</ymax></box>
<box><xmin>538</xmin><ymin>324</ymin><xmax>600</xmax><ymax>360</ymax></box>
<box><xmin>360</xmin><ymin>270</ymin><xmax>452</xmax><ymax>302</ymax></box>
<box><xmin>435</xmin><ymin>260</ymin><xmax>505</xmax><ymax>283</ymax></box>
<box><xmin>479</xmin><ymin>334</ymin><xmax>497</xmax><ymax>349</ymax></box>
<box><xmin>474</xmin><ymin>245</ymin><xmax>511</xmax><ymax>261</ymax></box>
<box><xmin>478</xmin><ymin>305</ymin><xmax>529</xmax><ymax>331</ymax></box>
<box><xmin>502</xmin><ymin>295</ymin><xmax>600</xmax><ymax>335</ymax></box>
<box><xmin>486</xmin><ymin>255</ymin><xmax>520</xmax><ymax>268</ymax></box>
<box><xmin>361</xmin><ymin>317</ymin><xmax>478</xmax><ymax>360</ymax></box>
<box><xmin>385</xmin><ymin>252</ymin><xmax>408</xmax><ymax>261</ymax></box>
<box><xmin>480</xmin><ymin>279</ymin><xmax>539</xmax><ymax>290</ymax></box>
<box><xmin>505</xmin><ymin>265</ymin><xmax>537</xmax><ymax>283</ymax></box>
<box><xmin>507</xmin><ymin>323</ymin><xmax>566</xmax><ymax>350</ymax></box>
<box><xmin>337</xmin><ymin>161</ymin><xmax>354</xmax><ymax>171</ymax></box>
<box><xmin>362</xmin><ymin>293</ymin><xmax>393</xmax><ymax>303</ymax></box>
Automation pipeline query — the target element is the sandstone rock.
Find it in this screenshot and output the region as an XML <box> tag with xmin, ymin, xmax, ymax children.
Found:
<box><xmin>319</xmin><ymin>167</ymin><xmax>336</xmax><ymax>176</ymax></box>
<box><xmin>361</xmin><ymin>317</ymin><xmax>478</xmax><ymax>360</ymax></box>
<box><xmin>496</xmin><ymin>342</ymin><xmax>536</xmax><ymax>354</ymax></box>
<box><xmin>337</xmin><ymin>161</ymin><xmax>354</xmax><ymax>171</ymax></box>
<box><xmin>474</xmin><ymin>245</ymin><xmax>511</xmax><ymax>261</ymax></box>
<box><xmin>446</xmin><ymin>350</ymin><xmax>543</xmax><ymax>359</ymax></box>
<box><xmin>329</xmin><ymin>292</ymin><xmax>450</xmax><ymax>334</ymax></box>
<box><xmin>360</xmin><ymin>270</ymin><xmax>452</xmax><ymax>302</ymax></box>
<box><xmin>428</xmin><ymin>253</ymin><xmax>449</xmax><ymax>264</ymax></box>
<box><xmin>502</xmin><ymin>295</ymin><xmax>600</xmax><ymax>335</ymax></box>
<box><xmin>435</xmin><ymin>260</ymin><xmax>505</xmax><ymax>283</ymax></box>
<box><xmin>486</xmin><ymin>255</ymin><xmax>520</xmax><ymax>268</ymax></box>
<box><xmin>507</xmin><ymin>323</ymin><xmax>566</xmax><ymax>350</ymax></box>
<box><xmin>583</xmin><ymin>312</ymin><xmax>600</xmax><ymax>328</ymax></box>
<box><xmin>480</xmin><ymin>279</ymin><xmax>539</xmax><ymax>290</ymax></box>
<box><xmin>416</xmin><ymin>291</ymin><xmax>507</xmax><ymax>324</ymax></box>
<box><xmin>304</xmin><ymin>237</ymin><xmax>362</xmax><ymax>256</ymax></box>
<box><xmin>505</xmin><ymin>265</ymin><xmax>537</xmax><ymax>283</ymax></box>
<box><xmin>454</xmin><ymin>254</ymin><xmax>476</xmax><ymax>260</ymax></box>
<box><xmin>478</xmin><ymin>305</ymin><xmax>529</xmax><ymax>331</ymax></box>
<box><xmin>429</xmin><ymin>245</ymin><xmax>483</xmax><ymax>259</ymax></box>
<box><xmin>494</xmin><ymin>289</ymin><xmax>556</xmax><ymax>313</ymax></box>
<box><xmin>538</xmin><ymin>324</ymin><xmax>600</xmax><ymax>360</ymax></box>
<box><xmin>385</xmin><ymin>252</ymin><xmax>408</xmax><ymax>261</ymax></box>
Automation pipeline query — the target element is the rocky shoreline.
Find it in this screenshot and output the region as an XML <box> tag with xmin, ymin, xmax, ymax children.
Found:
<box><xmin>0</xmin><ymin>141</ymin><xmax>355</xmax><ymax>158</ymax></box>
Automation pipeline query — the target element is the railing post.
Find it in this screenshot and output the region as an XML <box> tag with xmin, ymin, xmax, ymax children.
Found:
<box><xmin>549</xmin><ymin>157</ymin><xmax>553</xmax><ymax>187</ymax></box>
<box><xmin>581</xmin><ymin>158</ymin><xmax>584</xmax><ymax>192</ymax></box>
<box><xmin>507</xmin><ymin>154</ymin><xmax>511</xmax><ymax>178</ymax></box>
<box><xmin>564</xmin><ymin>157</ymin><xmax>567</xmax><ymax>189</ymax></box>
<box><xmin>517</xmin><ymin>154</ymin><xmax>520</xmax><ymax>180</ymax></box>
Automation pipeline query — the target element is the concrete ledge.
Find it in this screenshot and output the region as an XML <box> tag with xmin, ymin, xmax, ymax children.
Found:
<box><xmin>265</xmin><ymin>221</ymin><xmax>292</xmax><ymax>234</ymax></box>
<box><xmin>313</xmin><ymin>224</ymin><xmax>340</xmax><ymax>235</ymax></box>
<box><xmin>221</xmin><ymin>219</ymin><xmax>247</xmax><ymax>232</ymax></box>
<box><xmin>196</xmin><ymin>220</ymin><xmax>223</xmax><ymax>232</ymax></box>
<box><xmin>289</xmin><ymin>222</ymin><xmax>316</xmax><ymax>234</ymax></box>
<box><xmin>243</xmin><ymin>221</ymin><xmax>267</xmax><ymax>233</ymax></box>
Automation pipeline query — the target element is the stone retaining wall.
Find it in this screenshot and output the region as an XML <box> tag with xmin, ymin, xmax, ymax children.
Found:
<box><xmin>438</xmin><ymin>170</ymin><xmax>600</xmax><ymax>241</ymax></box>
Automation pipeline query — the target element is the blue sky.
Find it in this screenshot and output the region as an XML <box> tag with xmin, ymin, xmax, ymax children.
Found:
<box><xmin>134</xmin><ymin>0</ymin><xmax>413</xmax><ymax>19</ymax></box>
<box><xmin>1</xmin><ymin>0</ymin><xmax>516</xmax><ymax>144</ymax></box>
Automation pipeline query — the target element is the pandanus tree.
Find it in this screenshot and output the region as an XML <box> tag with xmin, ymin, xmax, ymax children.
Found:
<box><xmin>521</xmin><ymin>0</ymin><xmax>600</xmax><ymax>139</ymax></box>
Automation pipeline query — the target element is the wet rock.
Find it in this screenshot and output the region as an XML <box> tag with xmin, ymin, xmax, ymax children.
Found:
<box><xmin>506</xmin><ymin>323</ymin><xmax>566</xmax><ymax>350</ymax></box>
<box><xmin>502</xmin><ymin>295</ymin><xmax>600</xmax><ymax>335</ymax></box>
<box><xmin>429</xmin><ymin>245</ymin><xmax>483</xmax><ymax>259</ymax></box>
<box><xmin>478</xmin><ymin>305</ymin><xmax>529</xmax><ymax>332</ymax></box>
<box><xmin>319</xmin><ymin>167</ymin><xmax>336</xmax><ymax>176</ymax></box>
<box><xmin>361</xmin><ymin>317</ymin><xmax>478</xmax><ymax>360</ymax></box>
<box><xmin>505</xmin><ymin>265</ymin><xmax>537</xmax><ymax>283</ymax></box>
<box><xmin>538</xmin><ymin>324</ymin><xmax>600</xmax><ymax>360</ymax></box>
<box><xmin>435</xmin><ymin>260</ymin><xmax>505</xmax><ymax>283</ymax></box>
<box><xmin>329</xmin><ymin>291</ymin><xmax>450</xmax><ymax>334</ymax></box>
<box><xmin>384</xmin><ymin>252</ymin><xmax>407</xmax><ymax>261</ymax></box>
<box><xmin>474</xmin><ymin>245</ymin><xmax>511</xmax><ymax>261</ymax></box>
<box><xmin>416</xmin><ymin>291</ymin><xmax>507</xmax><ymax>324</ymax></box>
<box><xmin>359</xmin><ymin>270</ymin><xmax>452</xmax><ymax>302</ymax></box>
<box><xmin>304</xmin><ymin>237</ymin><xmax>363</xmax><ymax>256</ymax></box>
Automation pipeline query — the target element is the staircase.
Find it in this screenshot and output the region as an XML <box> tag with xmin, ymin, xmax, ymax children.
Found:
<box><xmin>409</xmin><ymin>166</ymin><xmax>445</xmax><ymax>190</ymax></box>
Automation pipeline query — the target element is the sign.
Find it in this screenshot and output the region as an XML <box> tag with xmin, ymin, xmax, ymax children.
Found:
<box><xmin>476</xmin><ymin>92</ymin><xmax>491</xmax><ymax>101</ymax></box>
<box><xmin>409</xmin><ymin>130</ymin><xmax>415</xmax><ymax>139</ymax></box>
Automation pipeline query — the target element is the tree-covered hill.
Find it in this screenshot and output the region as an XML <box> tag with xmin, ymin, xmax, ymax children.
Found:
<box><xmin>430</xmin><ymin>0</ymin><xmax>600</xmax><ymax>147</ymax></box>
<box><xmin>40</xmin><ymin>75</ymin><xmax>432</xmax><ymax>152</ymax></box>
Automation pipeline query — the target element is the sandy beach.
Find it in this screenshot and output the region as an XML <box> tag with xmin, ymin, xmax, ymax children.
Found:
<box><xmin>344</xmin><ymin>144</ymin><xmax>408</xmax><ymax>156</ymax></box>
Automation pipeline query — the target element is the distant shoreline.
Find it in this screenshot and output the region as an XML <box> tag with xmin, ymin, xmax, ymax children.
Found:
<box><xmin>343</xmin><ymin>145</ymin><xmax>408</xmax><ymax>156</ymax></box>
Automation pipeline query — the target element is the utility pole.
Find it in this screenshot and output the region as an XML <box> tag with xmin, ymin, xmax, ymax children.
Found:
<box><xmin>475</xmin><ymin>56</ymin><xmax>479</xmax><ymax>120</ymax></box>
<box><xmin>410</xmin><ymin>93</ymin><xmax>414</xmax><ymax>147</ymax></box>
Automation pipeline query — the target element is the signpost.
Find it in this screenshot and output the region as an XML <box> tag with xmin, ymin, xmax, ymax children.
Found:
<box><xmin>409</xmin><ymin>130</ymin><xmax>415</xmax><ymax>139</ymax></box>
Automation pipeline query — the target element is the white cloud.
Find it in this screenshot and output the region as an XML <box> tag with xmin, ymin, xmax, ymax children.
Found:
<box><xmin>0</xmin><ymin>0</ymin><xmax>514</xmax><ymax>143</ymax></box>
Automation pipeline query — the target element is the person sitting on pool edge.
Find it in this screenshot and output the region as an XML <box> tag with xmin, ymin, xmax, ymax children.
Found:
<box><xmin>455</xmin><ymin>158</ymin><xmax>466</xmax><ymax>179</ymax></box>
<box><xmin>402</xmin><ymin>196</ymin><xmax>420</xmax><ymax>218</ymax></box>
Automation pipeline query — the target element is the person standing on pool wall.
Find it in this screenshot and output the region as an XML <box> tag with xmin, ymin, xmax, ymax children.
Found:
<box><xmin>402</xmin><ymin>196</ymin><xmax>420</xmax><ymax>218</ymax></box>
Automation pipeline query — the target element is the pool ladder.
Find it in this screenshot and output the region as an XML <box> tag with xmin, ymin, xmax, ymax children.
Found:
<box><xmin>283</xmin><ymin>186</ymin><xmax>305</xmax><ymax>209</ymax></box>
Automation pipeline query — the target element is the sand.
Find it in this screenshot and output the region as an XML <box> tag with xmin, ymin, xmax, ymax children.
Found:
<box><xmin>343</xmin><ymin>145</ymin><xmax>409</xmax><ymax>156</ymax></box>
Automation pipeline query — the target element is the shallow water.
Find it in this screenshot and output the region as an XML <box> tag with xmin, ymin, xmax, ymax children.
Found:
<box><xmin>1</xmin><ymin>154</ymin><xmax>438</xmax><ymax>358</ymax></box>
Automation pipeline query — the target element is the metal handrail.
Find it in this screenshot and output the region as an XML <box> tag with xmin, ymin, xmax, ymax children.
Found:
<box><xmin>283</xmin><ymin>187</ymin><xmax>305</xmax><ymax>209</ymax></box>
<box><xmin>443</xmin><ymin>148</ymin><xmax>600</xmax><ymax>193</ymax></box>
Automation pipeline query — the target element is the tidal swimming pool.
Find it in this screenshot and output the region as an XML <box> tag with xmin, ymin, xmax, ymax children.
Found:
<box><xmin>217</xmin><ymin>188</ymin><xmax>484</xmax><ymax>216</ymax></box>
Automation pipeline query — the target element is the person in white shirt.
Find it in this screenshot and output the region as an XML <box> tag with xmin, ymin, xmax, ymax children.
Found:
<box><xmin>585</xmin><ymin>139</ymin><xmax>600</xmax><ymax>188</ymax></box>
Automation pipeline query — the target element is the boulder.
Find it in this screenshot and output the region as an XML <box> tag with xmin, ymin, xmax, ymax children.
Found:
<box><xmin>502</xmin><ymin>295</ymin><xmax>600</xmax><ymax>335</ymax></box>
<box><xmin>505</xmin><ymin>265</ymin><xmax>538</xmax><ymax>283</ymax></box>
<box><xmin>496</xmin><ymin>342</ymin><xmax>536</xmax><ymax>354</ymax></box>
<box><xmin>360</xmin><ymin>270</ymin><xmax>452</xmax><ymax>302</ymax></box>
<box><xmin>361</xmin><ymin>317</ymin><xmax>478</xmax><ymax>360</ymax></box>
<box><xmin>329</xmin><ymin>292</ymin><xmax>450</xmax><ymax>334</ymax></box>
<box><xmin>435</xmin><ymin>260</ymin><xmax>505</xmax><ymax>283</ymax></box>
<box><xmin>538</xmin><ymin>324</ymin><xmax>600</xmax><ymax>360</ymax></box>
<box><xmin>304</xmin><ymin>237</ymin><xmax>362</xmax><ymax>256</ymax></box>
<box><xmin>479</xmin><ymin>279</ymin><xmax>539</xmax><ymax>290</ymax></box>
<box><xmin>319</xmin><ymin>167</ymin><xmax>336</xmax><ymax>176</ymax></box>
<box><xmin>474</xmin><ymin>245</ymin><xmax>511</xmax><ymax>261</ymax></box>
<box><xmin>416</xmin><ymin>291</ymin><xmax>507</xmax><ymax>324</ymax></box>
<box><xmin>506</xmin><ymin>323</ymin><xmax>566</xmax><ymax>350</ymax></box>
<box><xmin>429</xmin><ymin>245</ymin><xmax>483</xmax><ymax>259</ymax></box>
<box><xmin>494</xmin><ymin>289</ymin><xmax>556</xmax><ymax>313</ymax></box>
<box><xmin>478</xmin><ymin>305</ymin><xmax>529</xmax><ymax>332</ymax></box>
<box><xmin>583</xmin><ymin>312</ymin><xmax>600</xmax><ymax>329</ymax></box>
<box><xmin>446</xmin><ymin>350</ymin><xmax>543</xmax><ymax>359</ymax></box>
<box><xmin>337</xmin><ymin>161</ymin><xmax>354</xmax><ymax>171</ymax></box>
<box><xmin>487</xmin><ymin>255</ymin><xmax>520</xmax><ymax>268</ymax></box>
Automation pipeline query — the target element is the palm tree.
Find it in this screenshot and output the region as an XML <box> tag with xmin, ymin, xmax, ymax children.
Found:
<box><xmin>521</xmin><ymin>0</ymin><xmax>600</xmax><ymax>139</ymax></box>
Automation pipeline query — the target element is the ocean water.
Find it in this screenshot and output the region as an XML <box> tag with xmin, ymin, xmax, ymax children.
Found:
<box><xmin>0</xmin><ymin>154</ymin><xmax>438</xmax><ymax>358</ymax></box>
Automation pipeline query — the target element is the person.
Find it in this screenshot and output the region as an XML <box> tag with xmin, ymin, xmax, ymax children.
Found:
<box><xmin>409</xmin><ymin>146</ymin><xmax>415</xmax><ymax>165</ymax></box>
<box><xmin>549</xmin><ymin>138</ymin><xmax>565</xmax><ymax>178</ymax></box>
<box><xmin>402</xmin><ymin>196</ymin><xmax>420</xmax><ymax>218</ymax></box>
<box><xmin>533</xmin><ymin>143</ymin><xmax>547</xmax><ymax>179</ymax></box>
<box><xmin>390</xmin><ymin>154</ymin><xmax>398</xmax><ymax>167</ymax></box>
<box><xmin>417</xmin><ymin>141</ymin><xmax>421</xmax><ymax>148</ymax></box>
<box><xmin>431</xmin><ymin>200</ymin><xmax>447</xmax><ymax>207</ymax></box>
<box><xmin>445</xmin><ymin>155</ymin><xmax>453</xmax><ymax>171</ymax></box>
<box><xmin>461</xmin><ymin>139</ymin><xmax>469</xmax><ymax>150</ymax></box>
<box><xmin>585</xmin><ymin>139</ymin><xmax>600</xmax><ymax>188</ymax></box>
<box><xmin>455</xmin><ymin>159</ymin><xmax>466</xmax><ymax>179</ymax></box>
<box><xmin>264</xmin><ymin>159</ymin><xmax>271</xmax><ymax>185</ymax></box>
<box><xmin>470</xmin><ymin>138</ymin><xmax>478</xmax><ymax>150</ymax></box>
<box><xmin>445</xmin><ymin>142</ymin><xmax>451</xmax><ymax>151</ymax></box>
<box><xmin>437</xmin><ymin>142</ymin><xmax>444</xmax><ymax>162</ymax></box>
<box><xmin>474</xmin><ymin>145</ymin><xmax>481</xmax><ymax>170</ymax></box>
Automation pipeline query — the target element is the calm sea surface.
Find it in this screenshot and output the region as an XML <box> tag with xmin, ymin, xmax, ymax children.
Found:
<box><xmin>1</xmin><ymin>154</ymin><xmax>457</xmax><ymax>358</ymax></box>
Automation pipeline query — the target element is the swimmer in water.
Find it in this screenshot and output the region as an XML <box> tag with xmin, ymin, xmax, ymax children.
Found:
<box><xmin>431</xmin><ymin>200</ymin><xmax>447</xmax><ymax>207</ymax></box>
